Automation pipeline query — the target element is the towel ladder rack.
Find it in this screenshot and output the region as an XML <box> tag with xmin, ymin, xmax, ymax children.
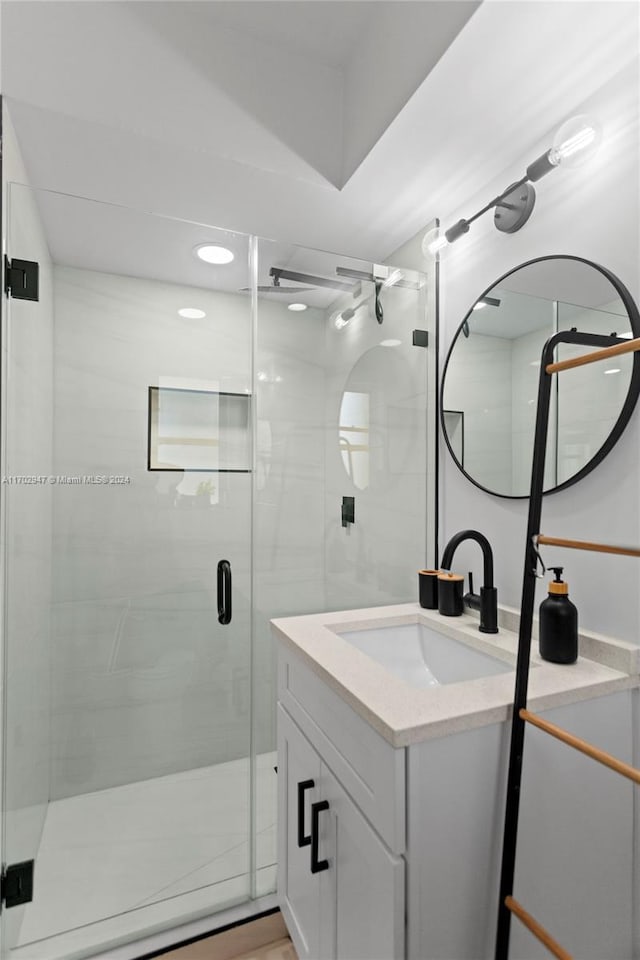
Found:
<box><xmin>536</xmin><ymin>534</ymin><xmax>640</xmax><ymax>558</ymax></box>
<box><xmin>495</xmin><ymin>331</ymin><xmax>640</xmax><ymax>960</ymax></box>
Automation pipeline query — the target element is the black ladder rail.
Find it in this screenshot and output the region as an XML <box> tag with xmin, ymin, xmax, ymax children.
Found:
<box><xmin>494</xmin><ymin>330</ymin><xmax>625</xmax><ymax>960</ymax></box>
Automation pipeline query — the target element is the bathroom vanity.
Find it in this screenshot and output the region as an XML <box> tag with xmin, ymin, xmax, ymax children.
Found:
<box><xmin>273</xmin><ymin>604</ymin><xmax>639</xmax><ymax>960</ymax></box>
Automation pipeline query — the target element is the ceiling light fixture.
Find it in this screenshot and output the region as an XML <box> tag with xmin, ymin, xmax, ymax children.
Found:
<box><xmin>288</xmin><ymin>303</ymin><xmax>307</xmax><ymax>312</ymax></box>
<box><xmin>604</xmin><ymin>368</ymin><xmax>621</xmax><ymax>375</ymax></box>
<box><xmin>423</xmin><ymin>115</ymin><xmax>601</xmax><ymax>257</ymax></box>
<box><xmin>380</xmin><ymin>339</ymin><xmax>402</xmax><ymax>347</ymax></box>
<box><xmin>178</xmin><ymin>307</ymin><xmax>206</xmax><ymax>319</ymax></box>
<box><xmin>195</xmin><ymin>244</ymin><xmax>235</xmax><ymax>264</ymax></box>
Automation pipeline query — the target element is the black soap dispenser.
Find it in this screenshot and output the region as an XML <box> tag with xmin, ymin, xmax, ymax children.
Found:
<box><xmin>539</xmin><ymin>567</ymin><xmax>578</xmax><ymax>664</ymax></box>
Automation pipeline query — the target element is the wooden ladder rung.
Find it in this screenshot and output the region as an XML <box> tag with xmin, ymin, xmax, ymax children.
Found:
<box><xmin>505</xmin><ymin>896</ymin><xmax>573</xmax><ymax>960</ymax></box>
<box><xmin>536</xmin><ymin>534</ymin><xmax>640</xmax><ymax>558</ymax></box>
<box><xmin>546</xmin><ymin>336</ymin><xmax>640</xmax><ymax>374</ymax></box>
<box><xmin>520</xmin><ymin>710</ymin><xmax>640</xmax><ymax>784</ymax></box>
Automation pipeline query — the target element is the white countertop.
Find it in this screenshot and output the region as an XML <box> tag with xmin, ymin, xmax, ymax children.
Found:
<box><xmin>271</xmin><ymin>603</ymin><xmax>640</xmax><ymax>747</ymax></box>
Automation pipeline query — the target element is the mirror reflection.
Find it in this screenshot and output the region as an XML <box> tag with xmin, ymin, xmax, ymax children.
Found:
<box><xmin>339</xmin><ymin>345</ymin><xmax>415</xmax><ymax>491</ymax></box>
<box><xmin>441</xmin><ymin>257</ymin><xmax>638</xmax><ymax>497</ymax></box>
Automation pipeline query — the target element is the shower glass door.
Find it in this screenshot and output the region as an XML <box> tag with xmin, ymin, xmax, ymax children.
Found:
<box><xmin>1</xmin><ymin>185</ymin><xmax>255</xmax><ymax>960</ymax></box>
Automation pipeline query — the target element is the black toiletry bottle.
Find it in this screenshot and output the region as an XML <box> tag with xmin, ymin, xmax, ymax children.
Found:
<box><xmin>538</xmin><ymin>567</ymin><xmax>578</xmax><ymax>664</ymax></box>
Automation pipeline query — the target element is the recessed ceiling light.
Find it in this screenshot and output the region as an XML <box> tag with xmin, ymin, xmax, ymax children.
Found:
<box><xmin>195</xmin><ymin>244</ymin><xmax>234</xmax><ymax>265</ymax></box>
<box><xmin>604</xmin><ymin>368</ymin><xmax>621</xmax><ymax>375</ymax></box>
<box><xmin>288</xmin><ymin>303</ymin><xmax>307</xmax><ymax>312</ymax></box>
<box><xmin>380</xmin><ymin>339</ymin><xmax>401</xmax><ymax>347</ymax></box>
<box><xmin>178</xmin><ymin>307</ymin><xmax>206</xmax><ymax>319</ymax></box>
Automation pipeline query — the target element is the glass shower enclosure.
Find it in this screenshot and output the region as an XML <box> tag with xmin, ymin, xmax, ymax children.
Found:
<box><xmin>0</xmin><ymin>183</ymin><xmax>432</xmax><ymax>959</ymax></box>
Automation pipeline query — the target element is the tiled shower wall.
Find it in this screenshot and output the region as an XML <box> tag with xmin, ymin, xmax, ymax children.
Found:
<box><xmin>50</xmin><ymin>264</ymin><xmax>327</xmax><ymax>798</ymax></box>
<box><xmin>51</xmin><ymin>265</ymin><xmax>255</xmax><ymax>798</ymax></box>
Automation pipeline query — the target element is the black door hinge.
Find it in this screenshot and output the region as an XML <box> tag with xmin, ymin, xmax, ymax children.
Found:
<box><xmin>4</xmin><ymin>257</ymin><xmax>39</xmax><ymax>301</ymax></box>
<box><xmin>1</xmin><ymin>860</ymin><xmax>34</xmax><ymax>909</ymax></box>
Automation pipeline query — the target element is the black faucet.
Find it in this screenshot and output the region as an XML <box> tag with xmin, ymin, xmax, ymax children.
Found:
<box><xmin>440</xmin><ymin>529</ymin><xmax>498</xmax><ymax>634</ymax></box>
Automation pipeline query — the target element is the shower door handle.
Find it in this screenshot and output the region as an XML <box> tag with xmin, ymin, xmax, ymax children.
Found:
<box><xmin>217</xmin><ymin>559</ymin><xmax>232</xmax><ymax>625</ymax></box>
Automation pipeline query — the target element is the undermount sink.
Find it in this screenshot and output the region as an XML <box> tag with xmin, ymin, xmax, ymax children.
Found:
<box><xmin>337</xmin><ymin>621</ymin><xmax>512</xmax><ymax>689</ymax></box>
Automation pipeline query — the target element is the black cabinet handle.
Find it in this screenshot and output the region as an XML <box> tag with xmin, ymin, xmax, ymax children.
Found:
<box><xmin>310</xmin><ymin>799</ymin><xmax>330</xmax><ymax>873</ymax></box>
<box><xmin>297</xmin><ymin>779</ymin><xmax>314</xmax><ymax>847</ymax></box>
<box><xmin>217</xmin><ymin>559</ymin><xmax>232</xmax><ymax>625</ymax></box>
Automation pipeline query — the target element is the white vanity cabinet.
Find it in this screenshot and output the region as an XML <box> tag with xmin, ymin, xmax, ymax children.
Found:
<box><xmin>275</xmin><ymin>607</ymin><xmax>637</xmax><ymax>960</ymax></box>
<box><xmin>277</xmin><ymin>653</ymin><xmax>405</xmax><ymax>960</ymax></box>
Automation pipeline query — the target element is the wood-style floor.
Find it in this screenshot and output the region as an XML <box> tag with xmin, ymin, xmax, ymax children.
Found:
<box><xmin>159</xmin><ymin>913</ymin><xmax>297</xmax><ymax>960</ymax></box>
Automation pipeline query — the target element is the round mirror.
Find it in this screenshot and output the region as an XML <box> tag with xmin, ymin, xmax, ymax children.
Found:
<box><xmin>441</xmin><ymin>256</ymin><xmax>640</xmax><ymax>498</ymax></box>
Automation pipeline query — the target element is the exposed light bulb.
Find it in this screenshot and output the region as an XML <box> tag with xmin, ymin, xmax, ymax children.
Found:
<box><xmin>332</xmin><ymin>305</ymin><xmax>356</xmax><ymax>329</ymax></box>
<box><xmin>422</xmin><ymin>227</ymin><xmax>447</xmax><ymax>258</ymax></box>
<box><xmin>428</xmin><ymin>236</ymin><xmax>448</xmax><ymax>255</ymax></box>
<box><xmin>554</xmin><ymin>126</ymin><xmax>596</xmax><ymax>160</ymax></box>
<box><xmin>549</xmin><ymin>115</ymin><xmax>602</xmax><ymax>169</ymax></box>
<box><xmin>382</xmin><ymin>269</ymin><xmax>403</xmax><ymax>288</ymax></box>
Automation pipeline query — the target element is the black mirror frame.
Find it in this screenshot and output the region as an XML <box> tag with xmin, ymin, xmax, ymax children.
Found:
<box><xmin>440</xmin><ymin>254</ymin><xmax>640</xmax><ymax>500</ymax></box>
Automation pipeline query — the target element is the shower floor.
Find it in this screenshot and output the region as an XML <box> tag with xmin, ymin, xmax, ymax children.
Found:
<box><xmin>9</xmin><ymin>753</ymin><xmax>277</xmax><ymax>960</ymax></box>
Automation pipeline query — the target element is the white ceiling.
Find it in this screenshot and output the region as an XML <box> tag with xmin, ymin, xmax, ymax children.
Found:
<box><xmin>1</xmin><ymin>0</ymin><xmax>639</xmax><ymax>273</ymax></box>
<box><xmin>188</xmin><ymin>1</ymin><xmax>373</xmax><ymax>68</ymax></box>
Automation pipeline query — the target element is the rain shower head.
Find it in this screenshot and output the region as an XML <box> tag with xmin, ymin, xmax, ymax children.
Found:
<box><xmin>270</xmin><ymin>267</ymin><xmax>360</xmax><ymax>295</ymax></box>
<box><xmin>239</xmin><ymin>276</ymin><xmax>315</xmax><ymax>294</ymax></box>
<box><xmin>240</xmin><ymin>266</ymin><xmax>360</xmax><ymax>296</ymax></box>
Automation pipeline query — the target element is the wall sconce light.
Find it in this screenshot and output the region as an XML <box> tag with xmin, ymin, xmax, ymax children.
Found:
<box><xmin>423</xmin><ymin>115</ymin><xmax>601</xmax><ymax>257</ymax></box>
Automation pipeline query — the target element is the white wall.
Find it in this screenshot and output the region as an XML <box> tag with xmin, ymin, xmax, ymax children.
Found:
<box><xmin>1</xmin><ymin>110</ymin><xmax>54</xmax><ymax>947</ymax></box>
<box><xmin>434</xmin><ymin>59</ymin><xmax>640</xmax><ymax>643</ymax></box>
<box><xmin>423</xmin><ymin>52</ymin><xmax>640</xmax><ymax>959</ymax></box>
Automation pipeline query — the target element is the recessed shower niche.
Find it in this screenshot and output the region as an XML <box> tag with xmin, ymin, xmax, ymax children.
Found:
<box><xmin>148</xmin><ymin>386</ymin><xmax>252</xmax><ymax>472</ymax></box>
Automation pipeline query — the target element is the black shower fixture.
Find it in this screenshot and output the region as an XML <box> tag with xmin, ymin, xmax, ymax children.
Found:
<box><xmin>270</xmin><ymin>267</ymin><xmax>360</xmax><ymax>295</ymax></box>
<box><xmin>240</xmin><ymin>266</ymin><xmax>360</xmax><ymax>296</ymax></box>
<box><xmin>375</xmin><ymin>281</ymin><xmax>384</xmax><ymax>324</ymax></box>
